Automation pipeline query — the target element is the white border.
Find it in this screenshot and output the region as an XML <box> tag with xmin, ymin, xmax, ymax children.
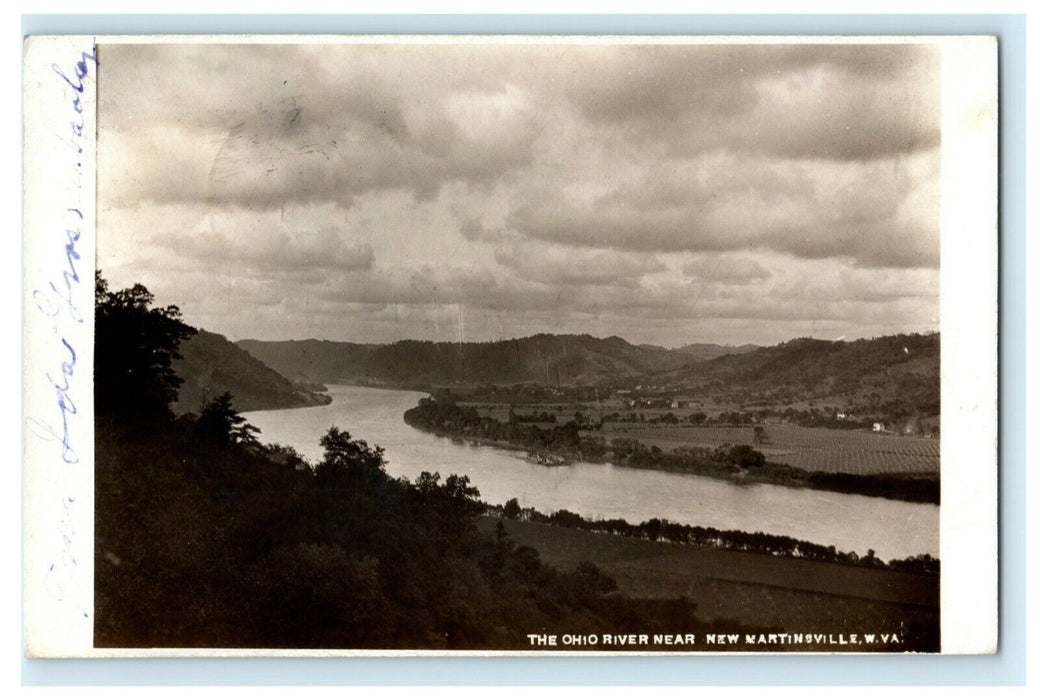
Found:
<box><xmin>937</xmin><ymin>36</ymin><xmax>999</xmax><ymax>654</ymax></box>
<box><xmin>23</xmin><ymin>35</ymin><xmax>97</xmax><ymax>658</ymax></box>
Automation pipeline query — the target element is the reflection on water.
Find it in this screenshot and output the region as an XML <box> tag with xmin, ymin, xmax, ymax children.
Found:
<box><xmin>244</xmin><ymin>385</ymin><xmax>939</xmax><ymax>561</ymax></box>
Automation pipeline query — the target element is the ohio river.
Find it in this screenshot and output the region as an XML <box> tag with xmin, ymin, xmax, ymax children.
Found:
<box><xmin>244</xmin><ymin>385</ymin><xmax>939</xmax><ymax>561</ymax></box>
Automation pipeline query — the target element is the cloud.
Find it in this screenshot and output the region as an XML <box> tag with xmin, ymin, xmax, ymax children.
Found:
<box><xmin>99</xmin><ymin>44</ymin><xmax>543</xmax><ymax>210</ymax></box>
<box><xmin>97</xmin><ymin>41</ymin><xmax>942</xmax><ymax>346</ymax></box>
<box><xmin>506</xmin><ymin>150</ymin><xmax>939</xmax><ymax>269</ymax></box>
<box><xmin>560</xmin><ymin>43</ymin><xmax>939</xmax><ymax>161</ymax></box>
<box><xmin>494</xmin><ymin>241</ymin><xmax>665</xmax><ymax>286</ymax></box>
<box><xmin>683</xmin><ymin>255</ymin><xmax>771</xmax><ymax>285</ymax></box>
<box><xmin>138</xmin><ymin>205</ymin><xmax>375</xmax><ymax>281</ymax></box>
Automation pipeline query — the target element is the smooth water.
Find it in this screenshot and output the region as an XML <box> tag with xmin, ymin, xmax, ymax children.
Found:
<box><xmin>244</xmin><ymin>385</ymin><xmax>939</xmax><ymax>561</ymax></box>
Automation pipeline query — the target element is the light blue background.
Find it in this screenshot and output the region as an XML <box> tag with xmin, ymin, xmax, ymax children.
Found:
<box><xmin>21</xmin><ymin>13</ymin><xmax>1026</xmax><ymax>686</ymax></box>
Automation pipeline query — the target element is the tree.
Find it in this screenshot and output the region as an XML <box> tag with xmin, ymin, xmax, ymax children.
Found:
<box><xmin>264</xmin><ymin>443</ymin><xmax>309</xmax><ymax>471</ymax></box>
<box><xmin>95</xmin><ymin>272</ymin><xmax>196</xmax><ymax>422</ymax></box>
<box><xmin>315</xmin><ymin>426</ymin><xmax>387</xmax><ymax>487</ymax></box>
<box><xmin>503</xmin><ymin>497</ymin><xmax>522</xmax><ymax>520</ymax></box>
<box><xmin>645</xmin><ymin>518</ymin><xmax>663</xmax><ymax>541</ymax></box>
<box><xmin>728</xmin><ymin>444</ymin><xmax>766</xmax><ymax>469</ymax></box>
<box><xmin>443</xmin><ymin>474</ymin><xmax>483</xmax><ymax>518</ymax></box>
<box><xmin>195</xmin><ymin>392</ymin><xmax>260</xmax><ymax>447</ymax></box>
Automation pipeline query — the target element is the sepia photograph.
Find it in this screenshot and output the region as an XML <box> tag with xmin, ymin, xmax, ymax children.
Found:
<box><xmin>23</xmin><ymin>35</ymin><xmax>1000</xmax><ymax>657</ymax></box>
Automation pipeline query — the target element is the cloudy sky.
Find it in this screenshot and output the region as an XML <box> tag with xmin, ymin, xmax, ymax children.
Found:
<box><xmin>97</xmin><ymin>40</ymin><xmax>940</xmax><ymax>347</ymax></box>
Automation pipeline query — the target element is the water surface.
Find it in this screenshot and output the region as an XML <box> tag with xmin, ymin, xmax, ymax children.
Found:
<box><xmin>245</xmin><ymin>385</ymin><xmax>939</xmax><ymax>561</ymax></box>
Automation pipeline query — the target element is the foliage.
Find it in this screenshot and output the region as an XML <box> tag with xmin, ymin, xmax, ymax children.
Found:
<box><xmin>315</xmin><ymin>426</ymin><xmax>386</xmax><ymax>487</ymax></box>
<box><xmin>172</xmin><ymin>329</ymin><xmax>332</xmax><ymax>414</ymax></box>
<box><xmin>95</xmin><ymin>279</ymin><xmax>723</xmax><ymax>649</ymax></box>
<box><xmin>406</xmin><ymin>398</ymin><xmax>938</xmax><ymax>504</ymax></box>
<box><xmin>194</xmin><ymin>391</ymin><xmax>261</xmax><ymax>447</ymax></box>
<box><xmin>486</xmin><ymin>502</ymin><xmax>941</xmax><ymax>576</ymax></box>
<box><xmin>95</xmin><ymin>272</ymin><xmax>196</xmax><ymax>421</ymax></box>
<box><xmin>724</xmin><ymin>444</ymin><xmax>766</xmax><ymax>469</ymax></box>
<box><xmin>94</xmin><ymin>276</ymin><xmax>938</xmax><ymax>650</ymax></box>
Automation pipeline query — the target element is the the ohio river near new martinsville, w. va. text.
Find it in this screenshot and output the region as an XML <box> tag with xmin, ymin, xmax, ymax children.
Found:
<box><xmin>244</xmin><ymin>385</ymin><xmax>938</xmax><ymax>562</ymax></box>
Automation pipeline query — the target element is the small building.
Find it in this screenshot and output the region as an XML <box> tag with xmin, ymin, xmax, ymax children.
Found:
<box><xmin>872</xmin><ymin>422</ymin><xmax>885</xmax><ymax>433</ymax></box>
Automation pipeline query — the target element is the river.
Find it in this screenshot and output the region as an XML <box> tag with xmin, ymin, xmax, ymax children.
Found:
<box><xmin>244</xmin><ymin>384</ymin><xmax>938</xmax><ymax>561</ymax></box>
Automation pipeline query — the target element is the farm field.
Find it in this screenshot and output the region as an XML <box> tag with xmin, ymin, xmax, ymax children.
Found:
<box><xmin>464</xmin><ymin>403</ymin><xmax>939</xmax><ymax>475</ymax></box>
<box><xmin>597</xmin><ymin>423</ymin><xmax>939</xmax><ymax>475</ymax></box>
<box><xmin>480</xmin><ymin>518</ymin><xmax>939</xmax><ymax>636</ymax></box>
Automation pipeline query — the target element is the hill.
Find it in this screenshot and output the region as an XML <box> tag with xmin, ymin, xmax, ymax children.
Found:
<box><xmin>172</xmin><ymin>329</ymin><xmax>332</xmax><ymax>413</ymax></box>
<box><xmin>673</xmin><ymin>342</ymin><xmax>760</xmax><ymax>361</ymax></box>
<box><xmin>659</xmin><ymin>333</ymin><xmax>940</xmax><ymax>421</ymax></box>
<box><xmin>237</xmin><ymin>333</ymin><xmax>937</xmax><ymax>418</ymax></box>
<box><xmin>237</xmin><ymin>335</ymin><xmax>750</xmax><ymax>387</ymax></box>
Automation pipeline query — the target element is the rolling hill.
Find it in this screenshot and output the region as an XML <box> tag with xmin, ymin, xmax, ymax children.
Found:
<box><xmin>656</xmin><ymin>333</ymin><xmax>940</xmax><ymax>418</ymax></box>
<box><xmin>236</xmin><ymin>332</ymin><xmax>938</xmax><ymax>420</ymax></box>
<box><xmin>172</xmin><ymin>329</ymin><xmax>332</xmax><ymax>414</ymax></box>
<box><xmin>237</xmin><ymin>334</ymin><xmax>738</xmax><ymax>387</ymax></box>
<box><xmin>673</xmin><ymin>342</ymin><xmax>760</xmax><ymax>361</ymax></box>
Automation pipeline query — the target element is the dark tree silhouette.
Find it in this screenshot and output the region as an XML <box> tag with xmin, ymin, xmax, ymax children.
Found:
<box><xmin>315</xmin><ymin>426</ymin><xmax>387</xmax><ymax>486</ymax></box>
<box><xmin>195</xmin><ymin>391</ymin><xmax>261</xmax><ymax>447</ymax></box>
<box><xmin>727</xmin><ymin>444</ymin><xmax>766</xmax><ymax>469</ymax></box>
<box><xmin>95</xmin><ymin>271</ymin><xmax>196</xmax><ymax>422</ymax></box>
<box><xmin>503</xmin><ymin>497</ymin><xmax>522</xmax><ymax>520</ymax></box>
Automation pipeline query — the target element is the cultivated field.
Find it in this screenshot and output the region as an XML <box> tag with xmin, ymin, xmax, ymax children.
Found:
<box><xmin>597</xmin><ymin>423</ymin><xmax>939</xmax><ymax>474</ymax></box>
<box><xmin>465</xmin><ymin>402</ymin><xmax>939</xmax><ymax>475</ymax></box>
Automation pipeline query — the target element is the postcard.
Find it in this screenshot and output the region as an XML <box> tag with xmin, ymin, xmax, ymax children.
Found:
<box><xmin>23</xmin><ymin>35</ymin><xmax>998</xmax><ymax>656</ymax></box>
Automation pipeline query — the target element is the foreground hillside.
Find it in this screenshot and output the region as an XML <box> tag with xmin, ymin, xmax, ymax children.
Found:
<box><xmin>173</xmin><ymin>329</ymin><xmax>331</xmax><ymax>413</ymax></box>
<box><xmin>237</xmin><ymin>335</ymin><xmax>749</xmax><ymax>387</ymax></box>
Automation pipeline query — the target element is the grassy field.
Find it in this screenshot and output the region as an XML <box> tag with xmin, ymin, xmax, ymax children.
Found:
<box><xmin>480</xmin><ymin>517</ymin><xmax>939</xmax><ymax>636</ymax></box>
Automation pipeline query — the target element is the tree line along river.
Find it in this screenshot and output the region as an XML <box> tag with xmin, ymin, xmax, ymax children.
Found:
<box><xmin>243</xmin><ymin>384</ymin><xmax>939</xmax><ymax>562</ymax></box>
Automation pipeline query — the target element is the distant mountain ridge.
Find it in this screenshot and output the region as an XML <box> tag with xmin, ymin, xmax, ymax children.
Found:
<box><xmin>236</xmin><ymin>331</ymin><xmax>938</xmax><ymax>417</ymax></box>
<box><xmin>234</xmin><ymin>334</ymin><xmax>765</xmax><ymax>388</ymax></box>
<box><xmin>173</xmin><ymin>329</ymin><xmax>332</xmax><ymax>414</ymax></box>
<box><xmin>237</xmin><ymin>333</ymin><xmax>745</xmax><ymax>387</ymax></box>
<box><xmin>673</xmin><ymin>342</ymin><xmax>760</xmax><ymax>362</ymax></box>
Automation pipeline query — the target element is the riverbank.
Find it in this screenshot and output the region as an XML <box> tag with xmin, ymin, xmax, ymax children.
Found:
<box><xmin>484</xmin><ymin>501</ymin><xmax>938</xmax><ymax>575</ymax></box>
<box><xmin>403</xmin><ymin>396</ymin><xmax>939</xmax><ymax>504</ymax></box>
<box><xmin>246</xmin><ymin>384</ymin><xmax>938</xmax><ymax>561</ymax></box>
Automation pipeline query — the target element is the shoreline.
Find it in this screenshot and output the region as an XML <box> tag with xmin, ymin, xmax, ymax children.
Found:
<box><xmin>478</xmin><ymin>499</ymin><xmax>938</xmax><ymax>575</ymax></box>
<box><xmin>245</xmin><ymin>387</ymin><xmax>937</xmax><ymax>563</ymax></box>
<box><xmin>402</xmin><ymin>399</ymin><xmax>940</xmax><ymax>506</ymax></box>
